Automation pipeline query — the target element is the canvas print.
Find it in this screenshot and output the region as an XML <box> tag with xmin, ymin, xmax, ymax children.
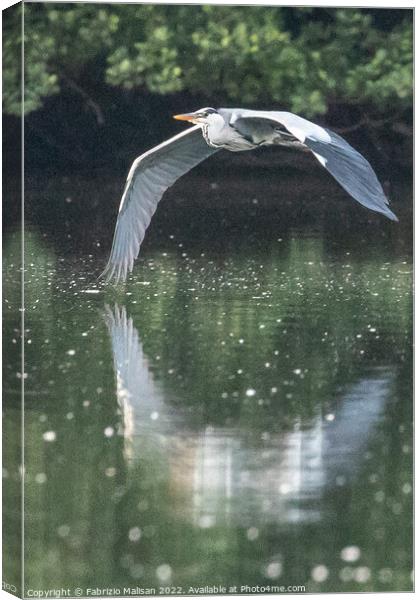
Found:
<box><xmin>2</xmin><ymin>2</ymin><xmax>413</xmax><ymax>597</ymax></box>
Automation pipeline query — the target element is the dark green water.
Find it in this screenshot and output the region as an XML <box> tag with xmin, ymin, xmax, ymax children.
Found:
<box><xmin>3</xmin><ymin>169</ymin><xmax>413</xmax><ymax>594</ymax></box>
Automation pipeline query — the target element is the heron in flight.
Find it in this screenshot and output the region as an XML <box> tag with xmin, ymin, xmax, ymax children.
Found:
<box><xmin>102</xmin><ymin>107</ymin><xmax>397</xmax><ymax>282</ymax></box>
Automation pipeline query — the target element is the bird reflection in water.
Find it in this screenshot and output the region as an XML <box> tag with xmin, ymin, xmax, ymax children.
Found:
<box><xmin>104</xmin><ymin>304</ymin><xmax>393</xmax><ymax>528</ymax></box>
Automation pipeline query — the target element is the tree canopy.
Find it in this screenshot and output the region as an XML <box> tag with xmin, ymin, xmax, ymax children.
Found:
<box><xmin>4</xmin><ymin>4</ymin><xmax>413</xmax><ymax>124</ymax></box>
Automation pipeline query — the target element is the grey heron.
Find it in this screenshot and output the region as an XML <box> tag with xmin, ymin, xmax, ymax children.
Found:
<box><xmin>102</xmin><ymin>107</ymin><xmax>398</xmax><ymax>282</ymax></box>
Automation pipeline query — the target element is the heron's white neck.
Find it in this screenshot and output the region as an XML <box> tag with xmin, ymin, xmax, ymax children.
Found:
<box><xmin>200</xmin><ymin>113</ymin><xmax>226</xmax><ymax>147</ymax></box>
<box><xmin>204</xmin><ymin>112</ymin><xmax>225</xmax><ymax>132</ymax></box>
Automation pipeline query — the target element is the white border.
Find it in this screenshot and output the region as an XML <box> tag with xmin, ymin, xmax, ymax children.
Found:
<box><xmin>0</xmin><ymin>1</ymin><xmax>415</xmax><ymax>600</ymax></box>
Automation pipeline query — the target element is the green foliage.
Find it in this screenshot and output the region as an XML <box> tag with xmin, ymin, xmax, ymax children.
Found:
<box><xmin>3</xmin><ymin>4</ymin><xmax>413</xmax><ymax>120</ymax></box>
<box><xmin>293</xmin><ymin>10</ymin><xmax>413</xmax><ymax>114</ymax></box>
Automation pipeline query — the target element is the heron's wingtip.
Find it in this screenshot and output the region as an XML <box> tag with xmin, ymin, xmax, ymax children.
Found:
<box><xmin>385</xmin><ymin>208</ymin><xmax>399</xmax><ymax>222</ymax></box>
<box><xmin>99</xmin><ymin>260</ymin><xmax>130</xmax><ymax>285</ymax></box>
<box><xmin>98</xmin><ymin>264</ymin><xmax>112</xmax><ymax>283</ymax></box>
<box><xmin>99</xmin><ymin>263</ymin><xmax>119</xmax><ymax>285</ymax></box>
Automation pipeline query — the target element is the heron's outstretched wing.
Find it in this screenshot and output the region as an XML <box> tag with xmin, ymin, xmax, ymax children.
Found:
<box><xmin>228</xmin><ymin>109</ymin><xmax>398</xmax><ymax>221</ymax></box>
<box><xmin>101</xmin><ymin>126</ymin><xmax>219</xmax><ymax>282</ymax></box>
<box><xmin>103</xmin><ymin>305</ymin><xmax>181</xmax><ymax>447</ymax></box>
<box><xmin>103</xmin><ymin>304</ymin><xmax>160</xmax><ymax>410</ymax></box>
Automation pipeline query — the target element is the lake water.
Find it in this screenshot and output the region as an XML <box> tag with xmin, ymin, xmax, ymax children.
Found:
<box><xmin>3</xmin><ymin>162</ymin><xmax>413</xmax><ymax>594</ymax></box>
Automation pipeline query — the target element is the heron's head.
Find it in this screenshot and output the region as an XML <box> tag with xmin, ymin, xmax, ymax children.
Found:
<box><xmin>173</xmin><ymin>107</ymin><xmax>221</xmax><ymax>126</ymax></box>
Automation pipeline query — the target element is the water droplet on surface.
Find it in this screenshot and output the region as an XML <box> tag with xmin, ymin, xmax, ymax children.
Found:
<box><xmin>43</xmin><ymin>431</ymin><xmax>56</xmax><ymax>442</ymax></box>
<box><xmin>265</xmin><ymin>561</ymin><xmax>282</xmax><ymax>579</ymax></box>
<box><xmin>353</xmin><ymin>566</ymin><xmax>371</xmax><ymax>583</ymax></box>
<box><xmin>311</xmin><ymin>565</ymin><xmax>329</xmax><ymax>582</ymax></box>
<box><xmin>57</xmin><ymin>524</ymin><xmax>70</xmax><ymax>538</ymax></box>
<box><xmin>247</xmin><ymin>527</ymin><xmax>259</xmax><ymax>541</ymax></box>
<box><xmin>156</xmin><ymin>564</ymin><xmax>172</xmax><ymax>582</ymax></box>
<box><xmin>340</xmin><ymin>545</ymin><xmax>361</xmax><ymax>562</ymax></box>
<box><xmin>279</xmin><ymin>483</ymin><xmax>292</xmax><ymax>495</ymax></box>
<box><xmin>128</xmin><ymin>527</ymin><xmax>142</xmax><ymax>542</ymax></box>
<box><xmin>198</xmin><ymin>515</ymin><xmax>215</xmax><ymax>529</ymax></box>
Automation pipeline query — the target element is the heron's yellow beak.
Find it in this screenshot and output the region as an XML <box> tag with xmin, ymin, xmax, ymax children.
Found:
<box><xmin>173</xmin><ymin>113</ymin><xmax>196</xmax><ymax>122</ymax></box>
